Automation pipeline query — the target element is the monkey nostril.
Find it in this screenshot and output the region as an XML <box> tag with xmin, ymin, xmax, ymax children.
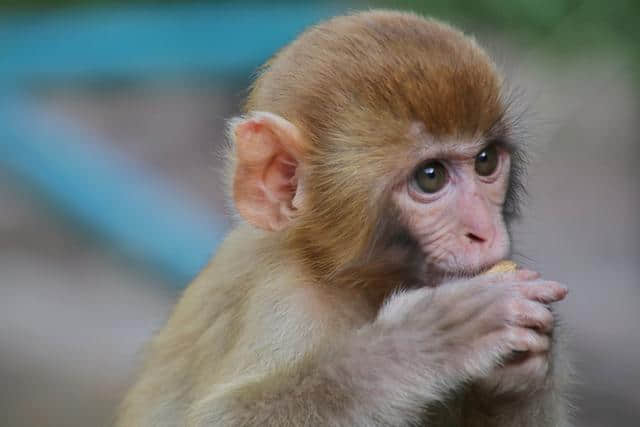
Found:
<box><xmin>466</xmin><ymin>233</ymin><xmax>486</xmax><ymax>243</ymax></box>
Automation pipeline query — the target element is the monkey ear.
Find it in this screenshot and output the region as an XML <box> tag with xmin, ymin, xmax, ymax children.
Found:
<box><xmin>231</xmin><ymin>112</ymin><xmax>306</xmax><ymax>231</ymax></box>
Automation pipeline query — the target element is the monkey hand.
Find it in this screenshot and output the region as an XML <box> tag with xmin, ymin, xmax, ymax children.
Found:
<box><xmin>472</xmin><ymin>349</ymin><xmax>553</xmax><ymax>399</ymax></box>
<box><xmin>468</xmin><ymin>262</ymin><xmax>559</xmax><ymax>398</ymax></box>
<box><xmin>375</xmin><ymin>270</ymin><xmax>567</xmax><ymax>396</ymax></box>
<box><xmin>471</xmin><ymin>281</ymin><xmax>566</xmax><ymax>399</ymax></box>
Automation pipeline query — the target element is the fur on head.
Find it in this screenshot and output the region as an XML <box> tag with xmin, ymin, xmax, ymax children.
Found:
<box><xmin>229</xmin><ymin>10</ymin><xmax>528</xmax><ymax>287</ymax></box>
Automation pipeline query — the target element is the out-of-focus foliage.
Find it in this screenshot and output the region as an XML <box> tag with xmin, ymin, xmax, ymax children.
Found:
<box><xmin>384</xmin><ymin>0</ymin><xmax>640</xmax><ymax>77</ymax></box>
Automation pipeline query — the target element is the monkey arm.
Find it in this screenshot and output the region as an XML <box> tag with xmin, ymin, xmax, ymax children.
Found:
<box><xmin>188</xmin><ymin>357</ymin><xmax>364</xmax><ymax>427</ymax></box>
<box><xmin>462</xmin><ymin>333</ymin><xmax>573</xmax><ymax>427</ymax></box>
<box><xmin>461</xmin><ymin>392</ymin><xmax>569</xmax><ymax>427</ymax></box>
<box><xmin>462</xmin><ymin>386</ymin><xmax>572</xmax><ymax>427</ymax></box>
<box><xmin>186</xmin><ymin>272</ymin><xmax>569</xmax><ymax>426</ymax></box>
<box><xmin>187</xmin><ymin>328</ymin><xmax>454</xmax><ymax>427</ymax></box>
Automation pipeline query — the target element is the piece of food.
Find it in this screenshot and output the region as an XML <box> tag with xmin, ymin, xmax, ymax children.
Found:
<box><xmin>485</xmin><ymin>260</ymin><xmax>518</xmax><ymax>274</ymax></box>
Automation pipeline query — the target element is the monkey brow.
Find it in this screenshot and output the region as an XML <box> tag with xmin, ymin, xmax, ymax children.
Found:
<box><xmin>485</xmin><ymin>112</ymin><xmax>524</xmax><ymax>153</ymax></box>
<box><xmin>408</xmin><ymin>122</ymin><xmax>513</xmax><ymax>160</ymax></box>
<box><xmin>415</xmin><ymin>140</ymin><xmax>488</xmax><ymax>160</ymax></box>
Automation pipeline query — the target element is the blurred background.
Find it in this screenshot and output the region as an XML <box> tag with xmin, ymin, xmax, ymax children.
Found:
<box><xmin>0</xmin><ymin>1</ymin><xmax>638</xmax><ymax>426</ymax></box>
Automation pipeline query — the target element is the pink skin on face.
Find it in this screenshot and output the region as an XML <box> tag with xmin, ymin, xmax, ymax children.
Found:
<box><xmin>394</xmin><ymin>134</ymin><xmax>512</xmax><ymax>276</ymax></box>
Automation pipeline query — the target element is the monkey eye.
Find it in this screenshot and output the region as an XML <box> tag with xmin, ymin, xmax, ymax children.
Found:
<box><xmin>474</xmin><ymin>144</ymin><xmax>499</xmax><ymax>177</ymax></box>
<box><xmin>413</xmin><ymin>161</ymin><xmax>448</xmax><ymax>194</ymax></box>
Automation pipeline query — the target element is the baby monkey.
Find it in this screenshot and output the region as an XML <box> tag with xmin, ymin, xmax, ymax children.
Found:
<box><xmin>118</xmin><ymin>10</ymin><xmax>571</xmax><ymax>427</ymax></box>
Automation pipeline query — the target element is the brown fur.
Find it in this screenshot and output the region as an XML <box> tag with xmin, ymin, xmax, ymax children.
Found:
<box><xmin>117</xmin><ymin>10</ymin><xmax>571</xmax><ymax>427</ymax></box>
<box><xmin>246</xmin><ymin>10</ymin><xmax>509</xmax><ymax>284</ymax></box>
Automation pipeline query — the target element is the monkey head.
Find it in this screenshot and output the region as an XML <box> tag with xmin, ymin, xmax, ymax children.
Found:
<box><xmin>229</xmin><ymin>11</ymin><xmax>527</xmax><ymax>288</ymax></box>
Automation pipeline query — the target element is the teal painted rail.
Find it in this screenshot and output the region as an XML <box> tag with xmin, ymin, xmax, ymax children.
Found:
<box><xmin>0</xmin><ymin>3</ymin><xmax>345</xmax><ymax>285</ymax></box>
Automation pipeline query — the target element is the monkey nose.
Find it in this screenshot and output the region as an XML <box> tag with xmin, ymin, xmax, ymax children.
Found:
<box><xmin>462</xmin><ymin>224</ymin><xmax>494</xmax><ymax>247</ymax></box>
<box><xmin>458</xmin><ymin>199</ymin><xmax>495</xmax><ymax>246</ymax></box>
<box><xmin>465</xmin><ymin>232</ymin><xmax>486</xmax><ymax>244</ymax></box>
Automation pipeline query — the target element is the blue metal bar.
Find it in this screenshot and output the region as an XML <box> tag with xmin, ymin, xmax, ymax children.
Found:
<box><xmin>0</xmin><ymin>3</ymin><xmax>341</xmax><ymax>83</ymax></box>
<box><xmin>0</xmin><ymin>94</ymin><xmax>224</xmax><ymax>285</ymax></box>
<box><xmin>0</xmin><ymin>4</ymin><xmax>345</xmax><ymax>285</ymax></box>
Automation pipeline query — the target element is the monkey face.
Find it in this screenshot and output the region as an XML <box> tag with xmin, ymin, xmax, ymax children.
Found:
<box><xmin>392</xmin><ymin>136</ymin><xmax>512</xmax><ymax>277</ymax></box>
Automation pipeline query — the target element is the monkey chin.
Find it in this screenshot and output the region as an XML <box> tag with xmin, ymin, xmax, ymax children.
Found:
<box><xmin>429</xmin><ymin>259</ymin><xmax>515</xmax><ymax>285</ymax></box>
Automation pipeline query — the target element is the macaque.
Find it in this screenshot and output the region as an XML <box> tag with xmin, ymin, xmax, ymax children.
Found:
<box><xmin>117</xmin><ymin>10</ymin><xmax>572</xmax><ymax>427</ymax></box>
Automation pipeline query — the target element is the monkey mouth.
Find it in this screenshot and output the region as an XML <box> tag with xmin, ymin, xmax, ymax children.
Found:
<box><xmin>424</xmin><ymin>259</ymin><xmax>505</xmax><ymax>286</ymax></box>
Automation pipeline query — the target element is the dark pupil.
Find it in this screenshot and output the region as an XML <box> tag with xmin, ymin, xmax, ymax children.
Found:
<box><xmin>425</xmin><ymin>166</ymin><xmax>437</xmax><ymax>179</ymax></box>
<box><xmin>415</xmin><ymin>162</ymin><xmax>447</xmax><ymax>193</ymax></box>
<box><xmin>475</xmin><ymin>144</ymin><xmax>498</xmax><ymax>176</ymax></box>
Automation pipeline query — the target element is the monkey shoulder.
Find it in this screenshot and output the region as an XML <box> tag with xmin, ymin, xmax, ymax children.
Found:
<box><xmin>162</xmin><ymin>225</ymin><xmax>356</xmax><ymax>376</ymax></box>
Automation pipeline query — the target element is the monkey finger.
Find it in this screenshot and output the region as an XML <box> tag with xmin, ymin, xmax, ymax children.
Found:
<box><xmin>508</xmin><ymin>300</ymin><xmax>555</xmax><ymax>333</ymax></box>
<box><xmin>475</xmin><ymin>328</ymin><xmax>549</xmax><ymax>362</ymax></box>
<box><xmin>514</xmin><ymin>269</ymin><xmax>541</xmax><ymax>281</ymax></box>
<box><xmin>519</xmin><ymin>280</ymin><xmax>568</xmax><ymax>303</ymax></box>
<box><xmin>502</xmin><ymin>327</ymin><xmax>550</xmax><ymax>354</ymax></box>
